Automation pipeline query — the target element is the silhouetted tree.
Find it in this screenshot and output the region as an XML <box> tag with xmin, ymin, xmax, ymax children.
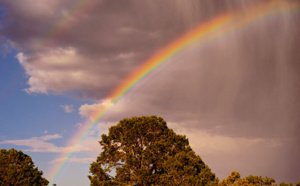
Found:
<box><xmin>89</xmin><ymin>115</ymin><xmax>218</xmax><ymax>185</ymax></box>
<box><xmin>0</xmin><ymin>148</ymin><xmax>49</xmax><ymax>185</ymax></box>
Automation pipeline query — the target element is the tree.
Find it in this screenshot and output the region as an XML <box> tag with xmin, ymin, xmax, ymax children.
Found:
<box><xmin>0</xmin><ymin>148</ymin><xmax>49</xmax><ymax>185</ymax></box>
<box><xmin>220</xmin><ymin>171</ymin><xmax>300</xmax><ymax>186</ymax></box>
<box><xmin>89</xmin><ymin>115</ymin><xmax>218</xmax><ymax>185</ymax></box>
<box><xmin>219</xmin><ymin>171</ymin><xmax>275</xmax><ymax>186</ymax></box>
<box><xmin>279</xmin><ymin>182</ymin><xmax>293</xmax><ymax>186</ymax></box>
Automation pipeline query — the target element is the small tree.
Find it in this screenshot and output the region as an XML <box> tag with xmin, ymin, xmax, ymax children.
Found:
<box><xmin>279</xmin><ymin>182</ymin><xmax>293</xmax><ymax>186</ymax></box>
<box><xmin>0</xmin><ymin>148</ymin><xmax>49</xmax><ymax>185</ymax></box>
<box><xmin>220</xmin><ymin>171</ymin><xmax>276</xmax><ymax>186</ymax></box>
<box><xmin>89</xmin><ymin>115</ymin><xmax>218</xmax><ymax>185</ymax></box>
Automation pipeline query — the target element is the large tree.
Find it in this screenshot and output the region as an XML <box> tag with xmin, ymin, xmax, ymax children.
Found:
<box><xmin>0</xmin><ymin>148</ymin><xmax>49</xmax><ymax>186</ymax></box>
<box><xmin>89</xmin><ymin>115</ymin><xmax>218</xmax><ymax>185</ymax></box>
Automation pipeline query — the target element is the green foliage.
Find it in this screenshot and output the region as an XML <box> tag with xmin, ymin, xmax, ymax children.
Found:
<box><xmin>219</xmin><ymin>171</ymin><xmax>276</xmax><ymax>186</ymax></box>
<box><xmin>219</xmin><ymin>171</ymin><xmax>300</xmax><ymax>186</ymax></box>
<box><xmin>88</xmin><ymin>115</ymin><xmax>218</xmax><ymax>185</ymax></box>
<box><xmin>0</xmin><ymin>148</ymin><xmax>49</xmax><ymax>185</ymax></box>
<box><xmin>279</xmin><ymin>182</ymin><xmax>293</xmax><ymax>186</ymax></box>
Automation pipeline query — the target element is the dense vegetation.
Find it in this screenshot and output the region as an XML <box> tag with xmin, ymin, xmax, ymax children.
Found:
<box><xmin>88</xmin><ymin>115</ymin><xmax>300</xmax><ymax>186</ymax></box>
<box><xmin>1</xmin><ymin>116</ymin><xmax>299</xmax><ymax>185</ymax></box>
<box><xmin>0</xmin><ymin>148</ymin><xmax>49</xmax><ymax>185</ymax></box>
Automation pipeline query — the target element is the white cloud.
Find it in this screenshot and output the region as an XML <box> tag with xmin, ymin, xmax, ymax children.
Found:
<box><xmin>0</xmin><ymin>134</ymin><xmax>100</xmax><ymax>153</ymax></box>
<box><xmin>77</xmin><ymin>94</ymin><xmax>168</xmax><ymax>123</ymax></box>
<box><xmin>15</xmin><ymin>46</ymin><xmax>137</xmax><ymax>97</ymax></box>
<box><xmin>16</xmin><ymin>53</ymin><xmax>27</xmax><ymax>67</ymax></box>
<box><xmin>61</xmin><ymin>104</ymin><xmax>74</xmax><ymax>113</ymax></box>
<box><xmin>16</xmin><ymin>48</ymin><xmax>122</xmax><ymax>96</ymax></box>
<box><xmin>17</xmin><ymin>48</ymin><xmax>93</xmax><ymax>94</ymax></box>
<box><xmin>39</xmin><ymin>134</ymin><xmax>62</xmax><ymax>141</ymax></box>
<box><xmin>79</xmin><ymin>99</ymin><xmax>115</xmax><ymax>120</ymax></box>
<box><xmin>0</xmin><ymin>134</ymin><xmax>63</xmax><ymax>153</ymax></box>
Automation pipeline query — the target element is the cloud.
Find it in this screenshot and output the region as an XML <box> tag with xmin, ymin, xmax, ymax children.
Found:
<box><xmin>1</xmin><ymin>0</ymin><xmax>240</xmax><ymax>99</ymax></box>
<box><xmin>78</xmin><ymin>99</ymin><xmax>129</xmax><ymax>122</ymax></box>
<box><xmin>79</xmin><ymin>100</ymin><xmax>113</xmax><ymax>118</ymax></box>
<box><xmin>16</xmin><ymin>48</ymin><xmax>112</xmax><ymax>95</ymax></box>
<box><xmin>0</xmin><ymin>134</ymin><xmax>63</xmax><ymax>153</ymax></box>
<box><xmin>74</xmin><ymin>137</ymin><xmax>101</xmax><ymax>153</ymax></box>
<box><xmin>156</xmin><ymin>122</ymin><xmax>290</xmax><ymax>181</ymax></box>
<box><xmin>39</xmin><ymin>134</ymin><xmax>62</xmax><ymax>141</ymax></box>
<box><xmin>0</xmin><ymin>134</ymin><xmax>100</xmax><ymax>153</ymax></box>
<box><xmin>48</xmin><ymin>157</ymin><xmax>96</xmax><ymax>164</ymax></box>
<box><xmin>1</xmin><ymin>0</ymin><xmax>300</xmax><ymax>182</ymax></box>
<box><xmin>61</xmin><ymin>104</ymin><xmax>74</xmax><ymax>113</ymax></box>
<box><xmin>168</xmin><ymin>122</ymin><xmax>280</xmax><ymax>153</ymax></box>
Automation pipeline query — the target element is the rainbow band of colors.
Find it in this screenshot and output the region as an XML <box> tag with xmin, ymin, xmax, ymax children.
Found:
<box><xmin>48</xmin><ymin>0</ymin><xmax>300</xmax><ymax>183</ymax></box>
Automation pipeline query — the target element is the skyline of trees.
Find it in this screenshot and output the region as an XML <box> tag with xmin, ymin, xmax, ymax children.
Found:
<box><xmin>1</xmin><ymin>116</ymin><xmax>299</xmax><ymax>185</ymax></box>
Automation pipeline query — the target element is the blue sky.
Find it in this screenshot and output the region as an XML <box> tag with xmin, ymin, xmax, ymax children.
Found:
<box><xmin>0</xmin><ymin>49</ymin><xmax>95</xmax><ymax>185</ymax></box>
<box><xmin>0</xmin><ymin>50</ymin><xmax>90</xmax><ymax>140</ymax></box>
<box><xmin>0</xmin><ymin>1</ymin><xmax>300</xmax><ymax>185</ymax></box>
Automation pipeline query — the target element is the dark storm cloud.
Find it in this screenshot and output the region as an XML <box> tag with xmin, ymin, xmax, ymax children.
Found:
<box><xmin>1</xmin><ymin>0</ymin><xmax>222</xmax><ymax>97</ymax></box>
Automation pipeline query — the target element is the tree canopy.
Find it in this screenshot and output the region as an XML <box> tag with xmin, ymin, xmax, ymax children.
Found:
<box><xmin>88</xmin><ymin>115</ymin><xmax>218</xmax><ymax>185</ymax></box>
<box><xmin>0</xmin><ymin>148</ymin><xmax>49</xmax><ymax>185</ymax></box>
<box><xmin>219</xmin><ymin>171</ymin><xmax>276</xmax><ymax>186</ymax></box>
<box><xmin>219</xmin><ymin>171</ymin><xmax>300</xmax><ymax>186</ymax></box>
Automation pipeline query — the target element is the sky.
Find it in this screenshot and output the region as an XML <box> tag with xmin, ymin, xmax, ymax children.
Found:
<box><xmin>0</xmin><ymin>0</ymin><xmax>299</xmax><ymax>185</ymax></box>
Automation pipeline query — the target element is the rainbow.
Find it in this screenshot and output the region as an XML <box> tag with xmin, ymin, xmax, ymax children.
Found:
<box><xmin>48</xmin><ymin>0</ymin><xmax>300</xmax><ymax>183</ymax></box>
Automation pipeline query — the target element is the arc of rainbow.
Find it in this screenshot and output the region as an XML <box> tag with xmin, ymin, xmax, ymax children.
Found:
<box><xmin>48</xmin><ymin>0</ymin><xmax>300</xmax><ymax>183</ymax></box>
<box><xmin>48</xmin><ymin>13</ymin><xmax>233</xmax><ymax>182</ymax></box>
